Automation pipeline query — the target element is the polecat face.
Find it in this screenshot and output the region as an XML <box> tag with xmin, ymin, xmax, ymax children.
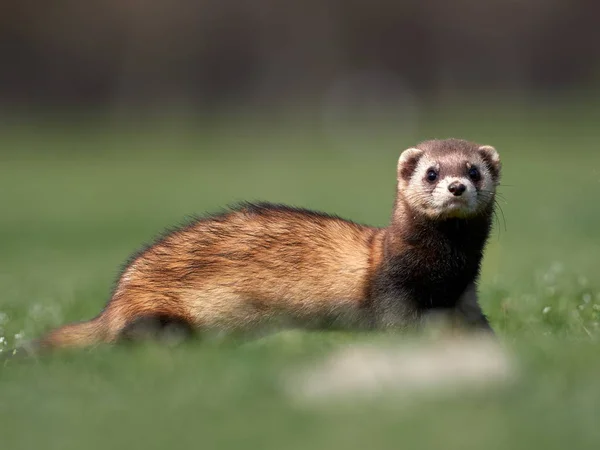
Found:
<box><xmin>397</xmin><ymin>139</ymin><xmax>501</xmax><ymax>219</ymax></box>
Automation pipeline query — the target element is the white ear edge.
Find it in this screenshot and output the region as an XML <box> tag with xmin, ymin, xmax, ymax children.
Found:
<box><xmin>398</xmin><ymin>147</ymin><xmax>424</xmax><ymax>171</ymax></box>
<box><xmin>478</xmin><ymin>145</ymin><xmax>500</xmax><ymax>165</ymax></box>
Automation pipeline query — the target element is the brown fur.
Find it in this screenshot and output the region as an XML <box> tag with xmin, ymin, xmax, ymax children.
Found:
<box><xmin>34</xmin><ymin>138</ymin><xmax>501</xmax><ymax>351</ymax></box>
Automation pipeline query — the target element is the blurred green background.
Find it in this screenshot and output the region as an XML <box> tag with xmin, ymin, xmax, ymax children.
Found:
<box><xmin>1</xmin><ymin>2</ymin><xmax>600</xmax><ymax>449</ymax></box>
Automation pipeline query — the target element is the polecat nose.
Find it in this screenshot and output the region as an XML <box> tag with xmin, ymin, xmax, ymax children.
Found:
<box><xmin>448</xmin><ymin>182</ymin><xmax>466</xmax><ymax>196</ymax></box>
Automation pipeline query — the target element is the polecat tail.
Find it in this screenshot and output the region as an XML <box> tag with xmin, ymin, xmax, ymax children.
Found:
<box><xmin>37</xmin><ymin>316</ymin><xmax>108</xmax><ymax>350</ymax></box>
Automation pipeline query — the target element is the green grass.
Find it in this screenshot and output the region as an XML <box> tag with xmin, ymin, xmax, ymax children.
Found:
<box><xmin>1</xmin><ymin>104</ymin><xmax>600</xmax><ymax>449</ymax></box>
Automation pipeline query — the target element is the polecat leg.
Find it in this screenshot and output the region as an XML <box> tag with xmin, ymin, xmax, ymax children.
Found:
<box><xmin>455</xmin><ymin>283</ymin><xmax>494</xmax><ymax>333</ymax></box>
<box><xmin>119</xmin><ymin>314</ymin><xmax>195</xmax><ymax>345</ymax></box>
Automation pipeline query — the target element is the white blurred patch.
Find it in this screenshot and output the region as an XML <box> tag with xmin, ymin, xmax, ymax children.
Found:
<box><xmin>286</xmin><ymin>336</ymin><xmax>514</xmax><ymax>405</ymax></box>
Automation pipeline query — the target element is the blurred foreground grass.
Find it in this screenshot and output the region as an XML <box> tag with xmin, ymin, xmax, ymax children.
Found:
<box><xmin>1</xmin><ymin>102</ymin><xmax>600</xmax><ymax>449</ymax></box>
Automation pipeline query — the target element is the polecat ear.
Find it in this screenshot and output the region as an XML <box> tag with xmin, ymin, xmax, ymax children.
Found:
<box><xmin>478</xmin><ymin>145</ymin><xmax>501</xmax><ymax>179</ymax></box>
<box><xmin>398</xmin><ymin>147</ymin><xmax>424</xmax><ymax>181</ymax></box>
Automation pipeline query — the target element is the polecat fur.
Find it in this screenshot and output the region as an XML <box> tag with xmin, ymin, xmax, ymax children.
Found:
<box><xmin>31</xmin><ymin>138</ymin><xmax>501</xmax><ymax>351</ymax></box>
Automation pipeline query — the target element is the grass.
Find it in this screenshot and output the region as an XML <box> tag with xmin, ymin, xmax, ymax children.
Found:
<box><xmin>1</xmin><ymin>103</ymin><xmax>600</xmax><ymax>449</ymax></box>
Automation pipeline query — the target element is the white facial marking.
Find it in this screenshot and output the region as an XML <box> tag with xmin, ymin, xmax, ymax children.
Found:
<box><xmin>433</xmin><ymin>176</ymin><xmax>478</xmax><ymax>216</ymax></box>
<box><xmin>478</xmin><ymin>164</ymin><xmax>496</xmax><ymax>193</ymax></box>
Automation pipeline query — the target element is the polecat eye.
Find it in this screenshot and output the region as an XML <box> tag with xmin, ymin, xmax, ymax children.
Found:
<box><xmin>468</xmin><ymin>167</ymin><xmax>481</xmax><ymax>181</ymax></box>
<box><xmin>426</xmin><ymin>169</ymin><xmax>438</xmax><ymax>182</ymax></box>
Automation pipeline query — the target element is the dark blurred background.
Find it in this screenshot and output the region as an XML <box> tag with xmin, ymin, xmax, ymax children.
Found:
<box><xmin>2</xmin><ymin>0</ymin><xmax>599</xmax><ymax>115</ymax></box>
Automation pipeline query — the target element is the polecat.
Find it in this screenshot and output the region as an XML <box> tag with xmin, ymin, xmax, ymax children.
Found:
<box><xmin>31</xmin><ymin>138</ymin><xmax>501</xmax><ymax>351</ymax></box>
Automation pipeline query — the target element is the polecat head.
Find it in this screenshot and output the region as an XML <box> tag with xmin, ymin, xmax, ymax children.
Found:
<box><xmin>397</xmin><ymin>139</ymin><xmax>501</xmax><ymax>219</ymax></box>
